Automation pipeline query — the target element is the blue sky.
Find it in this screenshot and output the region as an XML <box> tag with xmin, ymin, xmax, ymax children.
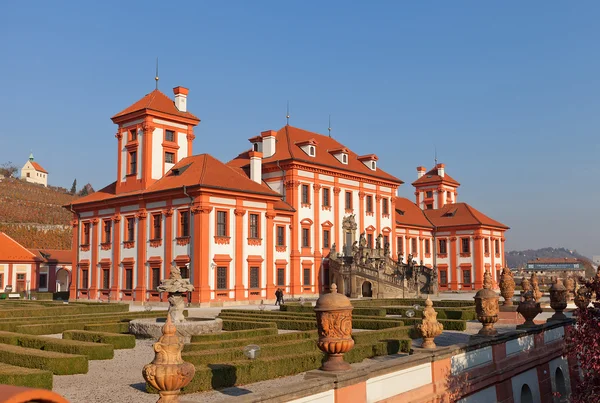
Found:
<box><xmin>1</xmin><ymin>2</ymin><xmax>599</xmax><ymax>257</ymax></box>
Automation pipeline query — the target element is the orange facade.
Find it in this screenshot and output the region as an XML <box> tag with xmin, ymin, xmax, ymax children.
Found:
<box><xmin>67</xmin><ymin>86</ymin><xmax>508</xmax><ymax>304</ymax></box>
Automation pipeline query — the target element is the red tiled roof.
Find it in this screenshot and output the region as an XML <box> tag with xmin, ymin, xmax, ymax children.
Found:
<box><xmin>30</xmin><ymin>162</ymin><xmax>47</xmax><ymax>174</ymax></box>
<box><xmin>228</xmin><ymin>126</ymin><xmax>403</xmax><ymax>184</ymax></box>
<box><xmin>412</xmin><ymin>166</ymin><xmax>460</xmax><ymax>186</ymax></box>
<box><xmin>0</xmin><ymin>232</ymin><xmax>40</xmax><ymax>262</ymax></box>
<box><xmin>112</xmin><ymin>89</ymin><xmax>200</xmax><ymax>121</ymax></box>
<box><xmin>28</xmin><ymin>249</ymin><xmax>72</xmax><ymax>264</ymax></box>
<box><xmin>394</xmin><ymin>197</ymin><xmax>433</xmax><ymax>228</ymax></box>
<box><xmin>527</xmin><ymin>258</ymin><xmax>580</xmax><ymax>264</ymax></box>
<box><xmin>71</xmin><ymin>154</ymin><xmax>282</xmax><ymax>206</ymax></box>
<box><xmin>424</xmin><ymin>203</ymin><xmax>509</xmax><ymax>229</ymax></box>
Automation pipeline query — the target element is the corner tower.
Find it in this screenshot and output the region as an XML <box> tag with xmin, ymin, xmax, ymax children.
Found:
<box><xmin>412</xmin><ymin>163</ymin><xmax>460</xmax><ymax>210</ymax></box>
<box><xmin>111</xmin><ymin>86</ymin><xmax>200</xmax><ymax>194</ymax></box>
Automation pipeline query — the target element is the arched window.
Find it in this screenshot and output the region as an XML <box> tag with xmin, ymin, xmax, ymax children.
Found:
<box><xmin>555</xmin><ymin>368</ymin><xmax>568</xmax><ymax>401</ymax></box>
<box><xmin>520</xmin><ymin>384</ymin><xmax>533</xmax><ymax>403</ymax></box>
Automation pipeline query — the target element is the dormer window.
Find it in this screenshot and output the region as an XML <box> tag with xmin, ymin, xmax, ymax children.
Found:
<box><xmin>358</xmin><ymin>154</ymin><xmax>378</xmax><ymax>170</ymax></box>
<box><xmin>371</xmin><ymin>161</ymin><xmax>376</xmax><ymax>170</ymax></box>
<box><xmin>253</xmin><ymin>143</ymin><xmax>259</xmax><ymax>152</ymax></box>
<box><xmin>329</xmin><ymin>147</ymin><xmax>349</xmax><ymax>164</ymax></box>
<box><xmin>342</xmin><ymin>154</ymin><xmax>348</xmax><ymax>164</ymax></box>
<box><xmin>309</xmin><ymin>146</ymin><xmax>315</xmax><ymax>157</ymax></box>
<box><xmin>296</xmin><ymin>139</ymin><xmax>318</xmax><ymax>157</ymax></box>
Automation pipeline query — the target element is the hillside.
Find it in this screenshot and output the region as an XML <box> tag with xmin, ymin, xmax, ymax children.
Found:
<box><xmin>0</xmin><ymin>177</ymin><xmax>77</xmax><ymax>249</ymax></box>
<box><xmin>507</xmin><ymin>247</ymin><xmax>596</xmax><ymax>278</ymax></box>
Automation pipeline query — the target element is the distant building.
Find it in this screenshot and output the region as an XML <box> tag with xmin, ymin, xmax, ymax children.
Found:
<box><xmin>520</xmin><ymin>257</ymin><xmax>585</xmax><ymax>285</ymax></box>
<box><xmin>20</xmin><ymin>153</ymin><xmax>48</xmax><ymax>187</ymax></box>
<box><xmin>593</xmin><ymin>255</ymin><xmax>600</xmax><ymax>265</ymax></box>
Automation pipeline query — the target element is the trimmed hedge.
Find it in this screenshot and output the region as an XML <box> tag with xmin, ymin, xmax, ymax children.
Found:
<box><xmin>279</xmin><ymin>304</ymin><xmax>315</xmax><ymax>313</ymax></box>
<box><xmin>0</xmin><ymin>331</ymin><xmax>114</xmax><ymax>360</ymax></box>
<box><xmin>0</xmin><ymin>363</ymin><xmax>53</xmax><ymax>390</ymax></box>
<box><xmin>84</xmin><ymin>322</ymin><xmax>130</xmax><ymax>334</ymax></box>
<box><xmin>222</xmin><ymin>320</ymin><xmax>277</xmax><ymax>331</ymax></box>
<box><xmin>400</xmin><ymin>318</ymin><xmax>467</xmax><ymax>332</ymax></box>
<box><xmin>351</xmin><ymin>298</ymin><xmax>475</xmax><ymax>308</ymax></box>
<box><xmin>0</xmin><ymin>344</ymin><xmax>88</xmax><ymax>375</ymax></box>
<box><xmin>184</xmin><ymin>331</ymin><xmax>318</xmax><ymax>353</ymax></box>
<box><xmin>63</xmin><ymin>330</ymin><xmax>136</xmax><ymax>350</ymax></box>
<box><xmin>190</xmin><ymin>328</ymin><xmax>278</xmax><ymax>343</ymax></box>
<box><xmin>0</xmin><ymin>303</ymin><xmax>129</xmax><ymax>318</ymax></box>
<box><xmin>352</xmin><ymin>326</ymin><xmax>412</xmax><ymax>345</ymax></box>
<box><xmin>386</xmin><ymin>307</ymin><xmax>476</xmax><ymax>321</ymax></box>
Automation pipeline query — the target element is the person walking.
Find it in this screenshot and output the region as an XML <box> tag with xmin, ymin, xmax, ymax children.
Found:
<box><xmin>275</xmin><ymin>288</ymin><xmax>284</xmax><ymax>305</ymax></box>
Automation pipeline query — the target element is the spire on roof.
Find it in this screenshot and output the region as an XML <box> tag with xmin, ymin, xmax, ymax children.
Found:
<box><xmin>286</xmin><ymin>101</ymin><xmax>290</xmax><ymax>126</ymax></box>
<box><xmin>29</xmin><ymin>152</ymin><xmax>34</xmax><ymax>161</ymax></box>
<box><xmin>155</xmin><ymin>57</ymin><xmax>159</xmax><ymax>90</ymax></box>
<box><xmin>328</xmin><ymin>114</ymin><xmax>332</xmax><ymax>137</ymax></box>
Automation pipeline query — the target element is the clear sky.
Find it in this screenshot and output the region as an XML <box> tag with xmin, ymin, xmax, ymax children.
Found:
<box><xmin>1</xmin><ymin>2</ymin><xmax>599</xmax><ymax>257</ymax></box>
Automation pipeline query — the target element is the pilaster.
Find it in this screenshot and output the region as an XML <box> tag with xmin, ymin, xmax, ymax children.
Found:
<box><xmin>90</xmin><ymin>217</ymin><xmax>99</xmax><ymax>299</ymax></box>
<box><xmin>234</xmin><ymin>206</ymin><xmax>246</xmax><ymax>300</ymax></box>
<box><xmin>135</xmin><ymin>209</ymin><xmax>147</xmax><ymax>302</ymax></box>
<box><xmin>111</xmin><ymin>213</ymin><xmax>121</xmax><ymax>297</ymax></box>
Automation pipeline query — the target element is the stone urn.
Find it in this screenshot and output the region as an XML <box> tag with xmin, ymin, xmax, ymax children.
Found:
<box><xmin>530</xmin><ymin>273</ymin><xmax>543</xmax><ymax>302</ymax></box>
<box><xmin>416</xmin><ymin>297</ymin><xmax>443</xmax><ymax>348</ymax></box>
<box><xmin>499</xmin><ymin>267</ymin><xmax>515</xmax><ymax>306</ymax></box>
<box><xmin>143</xmin><ymin>314</ymin><xmax>195</xmax><ymax>402</ymax></box>
<box><xmin>564</xmin><ymin>276</ymin><xmax>575</xmax><ymax>301</ymax></box>
<box><xmin>473</xmin><ymin>271</ymin><xmax>499</xmax><ymax>336</ymax></box>
<box><xmin>548</xmin><ymin>277</ymin><xmax>568</xmax><ymax>322</ymax></box>
<box><xmin>517</xmin><ymin>290</ymin><xmax>542</xmax><ymax>328</ymax></box>
<box><xmin>314</xmin><ymin>283</ymin><xmax>354</xmax><ymax>371</ymax></box>
<box><xmin>157</xmin><ymin>265</ymin><xmax>195</xmax><ymax>323</ymax></box>
<box><xmin>574</xmin><ymin>286</ymin><xmax>591</xmax><ymax>311</ymax></box>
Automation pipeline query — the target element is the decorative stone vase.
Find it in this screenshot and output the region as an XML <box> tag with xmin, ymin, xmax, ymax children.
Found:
<box><xmin>157</xmin><ymin>265</ymin><xmax>195</xmax><ymax>323</ymax></box>
<box><xmin>517</xmin><ymin>290</ymin><xmax>542</xmax><ymax>328</ymax></box>
<box><xmin>473</xmin><ymin>271</ymin><xmax>499</xmax><ymax>336</ymax></box>
<box><xmin>531</xmin><ymin>273</ymin><xmax>543</xmax><ymax>302</ymax></box>
<box><xmin>416</xmin><ymin>297</ymin><xmax>443</xmax><ymax>348</ymax></box>
<box><xmin>499</xmin><ymin>267</ymin><xmax>515</xmax><ymax>306</ymax></box>
<box><xmin>564</xmin><ymin>277</ymin><xmax>575</xmax><ymax>301</ymax></box>
<box><xmin>143</xmin><ymin>314</ymin><xmax>195</xmax><ymax>403</ymax></box>
<box><xmin>548</xmin><ymin>277</ymin><xmax>568</xmax><ymax>321</ymax></box>
<box><xmin>314</xmin><ymin>283</ymin><xmax>354</xmax><ymax>371</ymax></box>
<box><xmin>574</xmin><ymin>286</ymin><xmax>590</xmax><ymax>311</ymax></box>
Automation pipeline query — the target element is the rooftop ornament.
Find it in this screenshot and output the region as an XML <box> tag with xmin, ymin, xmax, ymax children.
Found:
<box><xmin>314</xmin><ymin>283</ymin><xmax>354</xmax><ymax>371</ymax></box>
<box><xmin>416</xmin><ymin>297</ymin><xmax>443</xmax><ymax>349</ymax></box>
<box><xmin>157</xmin><ymin>265</ymin><xmax>195</xmax><ymax>323</ymax></box>
<box><xmin>142</xmin><ymin>314</ymin><xmax>195</xmax><ymax>403</ymax></box>
<box><xmin>473</xmin><ymin>271</ymin><xmax>499</xmax><ymax>336</ymax></box>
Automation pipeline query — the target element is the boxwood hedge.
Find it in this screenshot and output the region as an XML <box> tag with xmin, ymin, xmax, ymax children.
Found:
<box><xmin>63</xmin><ymin>330</ymin><xmax>136</xmax><ymax>350</ymax></box>
<box><xmin>0</xmin><ymin>344</ymin><xmax>88</xmax><ymax>375</ymax></box>
<box><xmin>0</xmin><ymin>363</ymin><xmax>53</xmax><ymax>390</ymax></box>
<box><xmin>184</xmin><ymin>331</ymin><xmax>318</xmax><ymax>352</ymax></box>
<box><xmin>190</xmin><ymin>327</ymin><xmax>278</xmax><ymax>343</ymax></box>
<box><xmin>0</xmin><ymin>331</ymin><xmax>114</xmax><ymax>360</ymax></box>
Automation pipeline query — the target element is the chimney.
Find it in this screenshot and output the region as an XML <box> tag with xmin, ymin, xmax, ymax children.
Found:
<box><xmin>416</xmin><ymin>166</ymin><xmax>426</xmax><ymax>179</ymax></box>
<box><xmin>261</xmin><ymin>130</ymin><xmax>278</xmax><ymax>158</ymax></box>
<box><xmin>249</xmin><ymin>151</ymin><xmax>263</xmax><ymax>184</ymax></box>
<box><xmin>437</xmin><ymin>163</ymin><xmax>445</xmax><ymax>177</ymax></box>
<box><xmin>173</xmin><ymin>86</ymin><xmax>189</xmax><ymax>112</ymax></box>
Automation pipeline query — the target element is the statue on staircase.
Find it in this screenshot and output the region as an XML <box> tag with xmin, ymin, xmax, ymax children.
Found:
<box><xmin>375</xmin><ymin>234</ymin><xmax>383</xmax><ymax>250</ymax></box>
<box><xmin>359</xmin><ymin>232</ymin><xmax>367</xmax><ymax>248</ymax></box>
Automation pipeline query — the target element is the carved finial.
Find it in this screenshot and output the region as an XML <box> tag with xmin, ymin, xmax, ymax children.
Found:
<box><xmin>331</xmin><ymin>283</ymin><xmax>338</xmax><ymax>294</ymax></box>
<box><xmin>162</xmin><ymin>313</ymin><xmax>176</xmax><ymax>337</ymax></box>
<box><xmin>483</xmin><ymin>270</ymin><xmax>492</xmax><ymax>289</ymax></box>
<box><xmin>425</xmin><ymin>296</ymin><xmax>433</xmax><ymax>308</ymax></box>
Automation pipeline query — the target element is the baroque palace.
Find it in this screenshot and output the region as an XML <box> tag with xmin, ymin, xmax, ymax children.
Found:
<box><xmin>66</xmin><ymin>85</ymin><xmax>508</xmax><ymax>304</ymax></box>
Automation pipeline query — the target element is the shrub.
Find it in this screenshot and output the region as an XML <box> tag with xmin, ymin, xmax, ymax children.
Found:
<box><xmin>279</xmin><ymin>304</ymin><xmax>315</xmax><ymax>313</ymax></box>
<box><xmin>0</xmin><ymin>331</ymin><xmax>114</xmax><ymax>360</ymax></box>
<box><xmin>221</xmin><ymin>320</ymin><xmax>277</xmax><ymax>331</ymax></box>
<box><xmin>0</xmin><ymin>363</ymin><xmax>53</xmax><ymax>390</ymax></box>
<box><xmin>184</xmin><ymin>331</ymin><xmax>318</xmax><ymax>353</ymax></box>
<box><xmin>190</xmin><ymin>328</ymin><xmax>278</xmax><ymax>343</ymax></box>
<box><xmin>0</xmin><ymin>344</ymin><xmax>88</xmax><ymax>375</ymax></box>
<box><xmin>63</xmin><ymin>330</ymin><xmax>135</xmax><ymax>350</ymax></box>
<box><xmin>0</xmin><ymin>304</ymin><xmax>129</xmax><ymax>318</ymax></box>
<box><xmin>351</xmin><ymin>326</ymin><xmax>412</xmax><ymax>345</ymax></box>
<box><xmin>84</xmin><ymin>322</ymin><xmax>130</xmax><ymax>334</ymax></box>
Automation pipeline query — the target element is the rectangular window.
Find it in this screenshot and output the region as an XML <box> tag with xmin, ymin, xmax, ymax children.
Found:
<box><xmin>153</xmin><ymin>214</ymin><xmax>162</xmax><ymax>239</ymax></box>
<box><xmin>397</xmin><ymin>237</ymin><xmax>404</xmax><ymax>256</ymax></box>
<box><xmin>367</xmin><ymin>234</ymin><xmax>373</xmax><ymax>248</ymax></box>
<box><xmin>426</xmin><ymin>191</ymin><xmax>433</xmax><ymax>198</ymax></box>
<box><xmin>322</xmin><ymin>188</ymin><xmax>330</xmax><ymax>207</ymax></box>
<box><xmin>345</xmin><ymin>191</ymin><xmax>352</xmax><ymax>209</ymax></box>
<box><xmin>383</xmin><ymin>235</ymin><xmax>389</xmax><ymax>247</ymax></box>
<box><xmin>217</xmin><ymin>267</ymin><xmax>227</xmax><ymax>290</ymax></box>
<box><xmin>103</xmin><ymin>220</ymin><xmax>111</xmax><ymax>243</ymax></box>
<box><xmin>39</xmin><ymin>273</ymin><xmax>48</xmax><ymax>289</ymax></box>
<box><xmin>249</xmin><ymin>213</ymin><xmax>260</xmax><ymax>239</ymax></box>
<box><xmin>495</xmin><ymin>239</ymin><xmax>500</xmax><ymax>255</ymax></box>
<box><xmin>0</xmin><ymin>273</ymin><xmax>3</xmax><ymax>289</ymax></box>
<box><xmin>302</xmin><ymin>228</ymin><xmax>310</xmax><ymax>248</ymax></box>
<box><xmin>125</xmin><ymin>269</ymin><xmax>133</xmax><ymax>290</ymax></box>
<box><xmin>82</xmin><ymin>222</ymin><xmax>91</xmax><ymax>245</ymax></box>
<box><xmin>426</xmin><ymin>203</ymin><xmax>433</xmax><ymax>210</ymax></box>
<box><xmin>277</xmin><ymin>268</ymin><xmax>285</xmax><ymax>286</ymax></box>
<box><xmin>382</xmin><ymin>198</ymin><xmax>389</xmax><ymax>215</ymax></box>
<box><xmin>129</xmin><ymin>151</ymin><xmax>137</xmax><ymax>175</ymax></box>
<box><xmin>411</xmin><ymin>238</ymin><xmax>417</xmax><ymax>254</ymax></box>
<box><xmin>303</xmin><ymin>268</ymin><xmax>311</xmax><ymax>285</ymax></box>
<box><xmin>126</xmin><ymin>217</ymin><xmax>135</xmax><ymax>242</ymax></box>
<box><xmin>82</xmin><ymin>270</ymin><xmax>89</xmax><ymax>289</ymax></box>
<box><xmin>439</xmin><ymin>239</ymin><xmax>447</xmax><ymax>254</ymax></box>
<box><xmin>151</xmin><ymin>268</ymin><xmax>160</xmax><ymax>290</ymax></box>
<box><xmin>323</xmin><ymin>229</ymin><xmax>330</xmax><ymax>248</ymax></box>
<box><xmin>463</xmin><ymin>270</ymin><xmax>471</xmax><ymax>284</ymax></box>
<box><xmin>165</xmin><ymin>130</ymin><xmax>175</xmax><ymax>142</ymax></box>
<box><xmin>130</xmin><ymin>129</ymin><xmax>137</xmax><ymax>141</ymax></box>
<box><xmin>217</xmin><ymin>211</ymin><xmax>228</xmax><ymax>237</ymax></box>
<box><xmin>249</xmin><ymin>267</ymin><xmax>259</xmax><ymax>289</ymax></box>
<box><xmin>180</xmin><ymin>210</ymin><xmax>190</xmax><ymax>237</ymax></box>
<box><xmin>366</xmin><ymin>195</ymin><xmax>373</xmax><ymax>212</ymax></box>
<box><xmin>301</xmin><ymin>184</ymin><xmax>310</xmax><ymax>204</ymax></box>
<box><xmin>102</xmin><ymin>269</ymin><xmax>110</xmax><ymax>289</ymax></box>
<box><xmin>484</xmin><ymin>238</ymin><xmax>489</xmax><ymax>254</ymax></box>
<box><xmin>276</xmin><ymin>226</ymin><xmax>285</xmax><ymax>246</ymax></box>
<box><xmin>165</xmin><ymin>152</ymin><xmax>175</xmax><ymax>164</ymax></box>
<box><xmin>462</xmin><ymin>238</ymin><xmax>470</xmax><ymax>254</ymax></box>
<box><xmin>440</xmin><ymin>270</ymin><xmax>447</xmax><ymax>285</ymax></box>
<box><xmin>425</xmin><ymin>239</ymin><xmax>430</xmax><ymax>254</ymax></box>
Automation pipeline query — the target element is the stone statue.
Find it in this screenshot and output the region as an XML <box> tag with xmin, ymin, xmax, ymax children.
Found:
<box><xmin>397</xmin><ymin>253</ymin><xmax>404</xmax><ymax>264</ymax></box>
<box><xmin>417</xmin><ymin>297</ymin><xmax>443</xmax><ymax>348</ymax></box>
<box><xmin>359</xmin><ymin>232</ymin><xmax>367</xmax><ymax>248</ymax></box>
<box><xmin>328</xmin><ymin>243</ymin><xmax>337</xmax><ymax>259</ymax></box>
<box><xmin>384</xmin><ymin>242</ymin><xmax>390</xmax><ymax>256</ymax></box>
<box><xmin>157</xmin><ymin>264</ymin><xmax>195</xmax><ymax>323</ymax></box>
<box><xmin>564</xmin><ymin>276</ymin><xmax>575</xmax><ymax>301</ymax></box>
<box><xmin>530</xmin><ymin>273</ymin><xmax>543</xmax><ymax>302</ymax></box>
<box><xmin>375</xmin><ymin>234</ymin><xmax>383</xmax><ymax>250</ymax></box>
<box><xmin>352</xmin><ymin>241</ymin><xmax>359</xmax><ymax>256</ymax></box>
<box><xmin>407</xmin><ymin>254</ymin><xmax>414</xmax><ymax>268</ymax></box>
<box><xmin>499</xmin><ymin>267</ymin><xmax>515</xmax><ymax>306</ymax></box>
